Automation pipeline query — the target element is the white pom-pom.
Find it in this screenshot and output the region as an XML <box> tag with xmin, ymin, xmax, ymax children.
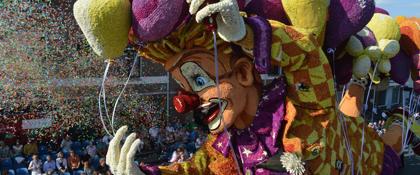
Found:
<box><xmin>280</xmin><ymin>152</ymin><xmax>305</xmax><ymax>175</ymax></box>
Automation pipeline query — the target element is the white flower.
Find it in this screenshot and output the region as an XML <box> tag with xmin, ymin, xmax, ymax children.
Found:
<box><xmin>280</xmin><ymin>152</ymin><xmax>305</xmax><ymax>175</ymax></box>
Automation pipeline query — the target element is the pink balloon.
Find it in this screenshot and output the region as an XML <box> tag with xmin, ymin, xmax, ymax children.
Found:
<box><xmin>390</xmin><ymin>51</ymin><xmax>411</xmax><ymax>85</ymax></box>
<box><xmin>131</xmin><ymin>0</ymin><xmax>188</xmax><ymax>42</ymax></box>
<box><xmin>414</xmin><ymin>79</ymin><xmax>420</xmax><ymax>93</ymax></box>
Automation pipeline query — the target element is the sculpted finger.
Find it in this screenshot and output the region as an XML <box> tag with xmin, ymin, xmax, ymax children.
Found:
<box><xmin>106</xmin><ymin>125</ymin><xmax>128</xmax><ymax>174</ymax></box>
<box><xmin>189</xmin><ymin>0</ymin><xmax>206</xmax><ymax>15</ymax></box>
<box><xmin>126</xmin><ymin>139</ymin><xmax>145</xmax><ymax>175</ymax></box>
<box><xmin>117</xmin><ymin>133</ymin><xmax>137</xmax><ymax>174</ymax></box>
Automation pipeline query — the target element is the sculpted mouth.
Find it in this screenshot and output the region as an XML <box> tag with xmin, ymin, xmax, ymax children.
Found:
<box><xmin>197</xmin><ymin>99</ymin><xmax>227</xmax><ymax>131</ymax></box>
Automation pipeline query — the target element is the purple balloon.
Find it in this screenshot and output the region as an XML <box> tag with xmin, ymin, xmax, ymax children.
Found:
<box><xmin>375</xmin><ymin>7</ymin><xmax>390</xmax><ymax>15</ymax></box>
<box><xmin>324</xmin><ymin>0</ymin><xmax>375</xmax><ymax>50</ymax></box>
<box><xmin>333</xmin><ymin>53</ymin><xmax>353</xmax><ymax>85</ymax></box>
<box><xmin>244</xmin><ymin>0</ymin><xmax>290</xmax><ymax>24</ymax></box>
<box><xmin>390</xmin><ymin>51</ymin><xmax>411</xmax><ymax>85</ymax></box>
<box><xmin>354</xmin><ymin>27</ymin><xmax>377</xmax><ymax>48</ymax></box>
<box><xmin>132</xmin><ymin>0</ymin><xmax>188</xmax><ymax>42</ymax></box>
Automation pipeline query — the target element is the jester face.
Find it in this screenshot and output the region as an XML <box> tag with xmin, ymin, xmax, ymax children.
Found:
<box><xmin>165</xmin><ymin>48</ymin><xmax>261</xmax><ymax>134</ymax></box>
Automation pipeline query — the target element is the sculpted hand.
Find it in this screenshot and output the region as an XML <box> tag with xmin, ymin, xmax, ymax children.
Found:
<box><xmin>186</xmin><ymin>0</ymin><xmax>246</xmax><ymax>42</ymax></box>
<box><xmin>106</xmin><ymin>126</ymin><xmax>145</xmax><ymax>175</ymax></box>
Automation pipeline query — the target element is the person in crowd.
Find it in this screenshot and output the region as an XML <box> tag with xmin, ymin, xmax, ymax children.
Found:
<box><xmin>101</xmin><ymin>135</ymin><xmax>112</xmax><ymax>145</ymax></box>
<box><xmin>169</xmin><ymin>147</ymin><xmax>187</xmax><ymax>163</ymax></box>
<box><xmin>82</xmin><ymin>161</ymin><xmax>94</xmax><ymax>175</ymax></box>
<box><xmin>42</xmin><ymin>155</ymin><xmax>56</xmax><ymax>175</ymax></box>
<box><xmin>67</xmin><ymin>150</ymin><xmax>80</xmax><ymax>172</ymax></box>
<box><xmin>85</xmin><ymin>142</ymin><xmax>96</xmax><ymax>158</ymax></box>
<box><xmin>94</xmin><ymin>158</ymin><xmax>111</xmax><ymax>175</ymax></box>
<box><xmin>12</xmin><ymin>140</ymin><xmax>23</xmax><ymax>156</ymax></box>
<box><xmin>148</xmin><ymin>124</ymin><xmax>159</xmax><ymax>140</ymax></box>
<box><xmin>56</xmin><ymin>152</ymin><xmax>68</xmax><ymax>174</ymax></box>
<box><xmin>23</xmin><ymin>139</ymin><xmax>38</xmax><ymax>156</ymax></box>
<box><xmin>28</xmin><ymin>154</ymin><xmax>42</xmax><ymax>175</ymax></box>
<box><xmin>95</xmin><ymin>141</ymin><xmax>107</xmax><ymax>157</ymax></box>
<box><xmin>60</xmin><ymin>135</ymin><xmax>72</xmax><ymax>153</ymax></box>
<box><xmin>0</xmin><ymin>141</ymin><xmax>11</xmax><ymax>161</ymax></box>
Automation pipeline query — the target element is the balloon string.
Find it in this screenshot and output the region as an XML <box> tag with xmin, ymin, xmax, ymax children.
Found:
<box><xmin>111</xmin><ymin>56</ymin><xmax>139</xmax><ymax>134</ymax></box>
<box><xmin>329</xmin><ymin>48</ymin><xmax>354</xmax><ymax>175</ymax></box>
<box><xmin>401</xmin><ymin>86</ymin><xmax>411</xmax><ymax>152</ymax></box>
<box><xmin>357</xmin><ymin>60</ymin><xmax>379</xmax><ymax>175</ymax></box>
<box><xmin>99</xmin><ymin>61</ymin><xmax>112</xmax><ymax>136</ymax></box>
<box><xmin>211</xmin><ymin>27</ymin><xmax>243</xmax><ymax>175</ymax></box>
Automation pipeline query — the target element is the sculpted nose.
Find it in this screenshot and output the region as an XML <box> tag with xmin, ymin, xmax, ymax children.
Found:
<box><xmin>173</xmin><ymin>90</ymin><xmax>201</xmax><ymax>114</ymax></box>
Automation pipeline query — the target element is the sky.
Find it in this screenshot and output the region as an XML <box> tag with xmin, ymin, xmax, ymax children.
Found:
<box><xmin>375</xmin><ymin>0</ymin><xmax>420</xmax><ymax>17</ymax></box>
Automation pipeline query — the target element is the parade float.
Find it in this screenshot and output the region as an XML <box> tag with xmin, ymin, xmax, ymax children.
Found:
<box><xmin>73</xmin><ymin>0</ymin><xmax>419</xmax><ymax>174</ymax></box>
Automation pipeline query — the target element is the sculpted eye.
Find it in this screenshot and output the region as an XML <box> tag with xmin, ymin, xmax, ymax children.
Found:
<box><xmin>180</xmin><ymin>62</ymin><xmax>215</xmax><ymax>92</ymax></box>
<box><xmin>194</xmin><ymin>76</ymin><xmax>208</xmax><ymax>87</ymax></box>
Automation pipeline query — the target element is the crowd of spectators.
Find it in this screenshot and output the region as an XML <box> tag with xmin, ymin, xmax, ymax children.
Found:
<box><xmin>1</xmin><ymin>115</ymin><xmax>208</xmax><ymax>175</ymax></box>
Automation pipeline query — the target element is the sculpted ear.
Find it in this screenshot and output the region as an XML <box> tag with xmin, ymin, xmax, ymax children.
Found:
<box><xmin>233</xmin><ymin>57</ymin><xmax>254</xmax><ymax>87</ymax></box>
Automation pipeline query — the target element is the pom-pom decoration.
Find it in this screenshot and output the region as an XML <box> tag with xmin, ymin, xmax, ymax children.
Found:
<box><xmin>73</xmin><ymin>0</ymin><xmax>132</xmax><ymax>59</ymax></box>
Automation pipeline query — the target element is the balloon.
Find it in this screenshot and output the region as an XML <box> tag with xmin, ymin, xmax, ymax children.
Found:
<box><xmin>378</xmin><ymin>39</ymin><xmax>400</xmax><ymax>59</ymax></box>
<box><xmin>324</xmin><ymin>0</ymin><xmax>375</xmax><ymax>49</ymax></box>
<box><xmin>374</xmin><ymin>7</ymin><xmax>390</xmax><ymax>15</ymax></box>
<box><xmin>365</xmin><ymin>46</ymin><xmax>381</xmax><ymax>61</ymax></box>
<box><xmin>397</xmin><ymin>17</ymin><xmax>420</xmax><ymax>56</ymax></box>
<box><xmin>355</xmin><ymin>27</ymin><xmax>377</xmax><ymax>47</ymax></box>
<box><xmin>345</xmin><ymin>36</ymin><xmax>364</xmax><ymax>57</ymax></box>
<box><xmin>245</xmin><ymin>0</ymin><xmax>289</xmax><ymax>24</ymax></box>
<box><xmin>73</xmin><ymin>0</ymin><xmax>131</xmax><ymax>59</ymax></box>
<box><xmin>334</xmin><ymin>53</ymin><xmax>353</xmax><ymax>85</ymax></box>
<box><xmin>131</xmin><ymin>0</ymin><xmax>188</xmax><ymax>42</ymax></box>
<box><xmin>367</xmin><ymin>13</ymin><xmax>401</xmax><ymax>41</ymax></box>
<box><xmin>353</xmin><ymin>54</ymin><xmax>371</xmax><ymax>78</ymax></box>
<box><xmin>390</xmin><ymin>51</ymin><xmax>410</xmax><ymax>85</ymax></box>
<box><xmin>378</xmin><ymin>59</ymin><xmax>391</xmax><ymax>74</ymax></box>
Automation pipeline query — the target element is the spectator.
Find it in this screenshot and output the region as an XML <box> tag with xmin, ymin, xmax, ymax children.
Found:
<box><xmin>0</xmin><ymin>141</ymin><xmax>11</xmax><ymax>161</ymax></box>
<box><xmin>169</xmin><ymin>147</ymin><xmax>187</xmax><ymax>163</ymax></box>
<box><xmin>23</xmin><ymin>139</ymin><xmax>39</xmax><ymax>156</ymax></box>
<box><xmin>12</xmin><ymin>140</ymin><xmax>23</xmax><ymax>156</ymax></box>
<box><xmin>95</xmin><ymin>141</ymin><xmax>107</xmax><ymax>157</ymax></box>
<box><xmin>148</xmin><ymin>124</ymin><xmax>159</xmax><ymax>140</ymax></box>
<box><xmin>56</xmin><ymin>152</ymin><xmax>68</xmax><ymax>174</ymax></box>
<box><xmin>42</xmin><ymin>155</ymin><xmax>56</xmax><ymax>175</ymax></box>
<box><xmin>82</xmin><ymin>161</ymin><xmax>94</xmax><ymax>175</ymax></box>
<box><xmin>28</xmin><ymin>154</ymin><xmax>42</xmax><ymax>175</ymax></box>
<box><xmin>101</xmin><ymin>135</ymin><xmax>112</xmax><ymax>145</ymax></box>
<box><xmin>67</xmin><ymin>150</ymin><xmax>80</xmax><ymax>172</ymax></box>
<box><xmin>86</xmin><ymin>142</ymin><xmax>97</xmax><ymax>158</ymax></box>
<box><xmin>95</xmin><ymin>158</ymin><xmax>111</xmax><ymax>175</ymax></box>
<box><xmin>60</xmin><ymin>135</ymin><xmax>72</xmax><ymax>153</ymax></box>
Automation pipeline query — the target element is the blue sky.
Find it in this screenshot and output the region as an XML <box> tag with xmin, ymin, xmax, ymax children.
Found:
<box><xmin>375</xmin><ymin>0</ymin><xmax>420</xmax><ymax>17</ymax></box>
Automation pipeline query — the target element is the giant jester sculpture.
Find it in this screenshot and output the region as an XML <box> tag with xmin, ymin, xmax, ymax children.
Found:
<box><xmin>73</xmin><ymin>0</ymin><xmax>419</xmax><ymax>174</ymax></box>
